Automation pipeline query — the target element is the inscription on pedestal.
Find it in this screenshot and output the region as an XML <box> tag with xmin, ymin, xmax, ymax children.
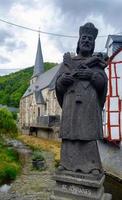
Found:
<box><xmin>62</xmin><ymin>184</ymin><xmax>92</xmax><ymax>196</ymax></box>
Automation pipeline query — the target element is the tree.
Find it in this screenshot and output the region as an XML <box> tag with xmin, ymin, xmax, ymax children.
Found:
<box><xmin>0</xmin><ymin>108</ymin><xmax>18</xmax><ymax>137</ymax></box>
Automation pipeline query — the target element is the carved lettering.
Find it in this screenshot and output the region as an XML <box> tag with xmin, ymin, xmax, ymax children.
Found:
<box><xmin>62</xmin><ymin>184</ymin><xmax>91</xmax><ymax>195</ymax></box>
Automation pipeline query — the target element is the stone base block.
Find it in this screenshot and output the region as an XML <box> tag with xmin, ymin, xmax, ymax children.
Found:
<box><xmin>50</xmin><ymin>170</ymin><xmax>112</xmax><ymax>200</ymax></box>
<box><xmin>50</xmin><ymin>193</ymin><xmax>112</xmax><ymax>200</ymax></box>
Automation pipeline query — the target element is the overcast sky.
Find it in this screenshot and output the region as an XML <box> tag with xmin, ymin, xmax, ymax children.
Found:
<box><xmin>0</xmin><ymin>0</ymin><xmax>121</xmax><ymax>75</ymax></box>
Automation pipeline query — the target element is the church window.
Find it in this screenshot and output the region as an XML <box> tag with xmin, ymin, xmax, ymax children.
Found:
<box><xmin>38</xmin><ymin>107</ymin><xmax>40</xmax><ymax>116</ymax></box>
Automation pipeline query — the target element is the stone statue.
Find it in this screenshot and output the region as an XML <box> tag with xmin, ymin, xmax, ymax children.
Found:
<box><xmin>55</xmin><ymin>23</ymin><xmax>108</xmax><ymax>175</ymax></box>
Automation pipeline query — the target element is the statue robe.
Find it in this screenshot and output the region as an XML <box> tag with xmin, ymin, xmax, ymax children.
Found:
<box><xmin>56</xmin><ymin>55</ymin><xmax>108</xmax><ymax>173</ymax></box>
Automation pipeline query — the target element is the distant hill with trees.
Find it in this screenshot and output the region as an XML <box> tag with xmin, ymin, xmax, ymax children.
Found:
<box><xmin>0</xmin><ymin>62</ymin><xmax>57</xmax><ymax>107</ymax></box>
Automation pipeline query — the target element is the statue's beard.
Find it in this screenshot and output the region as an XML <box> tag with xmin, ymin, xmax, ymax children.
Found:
<box><xmin>79</xmin><ymin>47</ymin><xmax>94</xmax><ymax>56</ymax></box>
<box><xmin>76</xmin><ymin>40</ymin><xmax>95</xmax><ymax>56</ymax></box>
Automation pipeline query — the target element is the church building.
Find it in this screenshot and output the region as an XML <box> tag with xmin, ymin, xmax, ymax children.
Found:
<box><xmin>19</xmin><ymin>36</ymin><xmax>61</xmax><ymax>139</ymax></box>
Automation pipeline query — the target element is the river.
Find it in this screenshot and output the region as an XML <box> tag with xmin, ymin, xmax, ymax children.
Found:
<box><xmin>104</xmin><ymin>175</ymin><xmax>122</xmax><ymax>200</ymax></box>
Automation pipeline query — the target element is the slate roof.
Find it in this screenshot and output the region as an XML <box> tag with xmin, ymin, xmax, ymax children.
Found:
<box><xmin>0</xmin><ymin>104</ymin><xmax>19</xmax><ymax>112</ymax></box>
<box><xmin>105</xmin><ymin>35</ymin><xmax>122</xmax><ymax>48</ymax></box>
<box><xmin>23</xmin><ymin>64</ymin><xmax>61</xmax><ymax>98</ymax></box>
<box><xmin>32</xmin><ymin>36</ymin><xmax>44</xmax><ymax>77</ymax></box>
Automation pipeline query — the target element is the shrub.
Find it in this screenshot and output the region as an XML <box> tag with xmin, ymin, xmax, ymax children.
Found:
<box><xmin>12</xmin><ymin>111</ymin><xmax>18</xmax><ymax>120</ymax></box>
<box><xmin>0</xmin><ymin>162</ymin><xmax>20</xmax><ymax>183</ymax></box>
<box><xmin>0</xmin><ymin>146</ymin><xmax>21</xmax><ymax>184</ymax></box>
<box><xmin>0</xmin><ymin>107</ymin><xmax>18</xmax><ymax>138</ymax></box>
<box><xmin>32</xmin><ymin>150</ymin><xmax>45</xmax><ymax>161</ymax></box>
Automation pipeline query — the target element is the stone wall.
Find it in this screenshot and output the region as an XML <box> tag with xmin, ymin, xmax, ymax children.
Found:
<box><xmin>19</xmin><ymin>87</ymin><xmax>61</xmax><ymax>141</ymax></box>
<box><xmin>20</xmin><ymin>88</ymin><xmax>61</xmax><ymax>128</ymax></box>
<box><xmin>20</xmin><ymin>126</ymin><xmax>61</xmax><ymax>141</ymax></box>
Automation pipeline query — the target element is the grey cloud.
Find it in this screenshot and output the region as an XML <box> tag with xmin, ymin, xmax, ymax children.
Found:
<box><xmin>48</xmin><ymin>0</ymin><xmax>122</xmax><ymax>55</ymax></box>
<box><xmin>0</xmin><ymin>0</ymin><xmax>17</xmax><ymax>11</ymax></box>
<box><xmin>0</xmin><ymin>0</ymin><xmax>37</xmax><ymax>10</ymax></box>
<box><xmin>6</xmin><ymin>40</ymin><xmax>27</xmax><ymax>52</ymax></box>
<box><xmin>0</xmin><ymin>55</ymin><xmax>10</xmax><ymax>63</ymax></box>
<box><xmin>0</xmin><ymin>30</ymin><xmax>13</xmax><ymax>45</ymax></box>
<box><xmin>0</xmin><ymin>29</ymin><xmax>27</xmax><ymax>52</ymax></box>
<box><xmin>53</xmin><ymin>0</ymin><xmax>122</xmax><ymax>30</ymax></box>
<box><xmin>52</xmin><ymin>36</ymin><xmax>77</xmax><ymax>54</ymax></box>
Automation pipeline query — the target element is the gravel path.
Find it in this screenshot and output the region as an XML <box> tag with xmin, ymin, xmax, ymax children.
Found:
<box><xmin>0</xmin><ymin>151</ymin><xmax>55</xmax><ymax>200</ymax></box>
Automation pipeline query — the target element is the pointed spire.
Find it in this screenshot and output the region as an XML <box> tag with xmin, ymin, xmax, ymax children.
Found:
<box><xmin>32</xmin><ymin>33</ymin><xmax>44</xmax><ymax>77</ymax></box>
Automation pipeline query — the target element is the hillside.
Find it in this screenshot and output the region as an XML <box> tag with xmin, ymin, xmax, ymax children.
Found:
<box><xmin>0</xmin><ymin>62</ymin><xmax>57</xmax><ymax>108</ymax></box>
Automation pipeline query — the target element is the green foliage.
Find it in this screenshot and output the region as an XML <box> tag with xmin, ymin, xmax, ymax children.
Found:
<box><xmin>0</xmin><ymin>147</ymin><xmax>19</xmax><ymax>162</ymax></box>
<box><xmin>0</xmin><ymin>67</ymin><xmax>33</xmax><ymax>107</ymax></box>
<box><xmin>0</xmin><ymin>62</ymin><xmax>57</xmax><ymax>107</ymax></box>
<box><xmin>12</xmin><ymin>112</ymin><xmax>18</xmax><ymax>120</ymax></box>
<box><xmin>0</xmin><ymin>145</ymin><xmax>21</xmax><ymax>183</ymax></box>
<box><xmin>44</xmin><ymin>62</ymin><xmax>57</xmax><ymax>71</ymax></box>
<box><xmin>32</xmin><ymin>150</ymin><xmax>45</xmax><ymax>161</ymax></box>
<box><xmin>0</xmin><ymin>107</ymin><xmax>18</xmax><ymax>137</ymax></box>
<box><xmin>55</xmin><ymin>159</ymin><xmax>60</xmax><ymax>168</ymax></box>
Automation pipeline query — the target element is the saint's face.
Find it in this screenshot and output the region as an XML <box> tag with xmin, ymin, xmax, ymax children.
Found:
<box><xmin>79</xmin><ymin>34</ymin><xmax>94</xmax><ymax>54</ymax></box>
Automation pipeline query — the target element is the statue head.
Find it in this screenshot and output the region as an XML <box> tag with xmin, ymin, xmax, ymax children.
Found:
<box><xmin>76</xmin><ymin>22</ymin><xmax>98</xmax><ymax>56</ymax></box>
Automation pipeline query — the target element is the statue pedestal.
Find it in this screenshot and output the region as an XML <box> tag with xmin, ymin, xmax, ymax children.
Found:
<box><xmin>50</xmin><ymin>170</ymin><xmax>112</xmax><ymax>200</ymax></box>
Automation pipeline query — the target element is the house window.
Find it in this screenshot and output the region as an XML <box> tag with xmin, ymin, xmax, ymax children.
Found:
<box><xmin>38</xmin><ymin>107</ymin><xmax>40</xmax><ymax>116</ymax></box>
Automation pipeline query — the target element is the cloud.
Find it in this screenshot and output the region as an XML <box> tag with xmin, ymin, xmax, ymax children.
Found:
<box><xmin>0</xmin><ymin>55</ymin><xmax>10</xmax><ymax>63</ymax></box>
<box><xmin>0</xmin><ymin>0</ymin><xmax>16</xmax><ymax>9</ymax></box>
<box><xmin>53</xmin><ymin>0</ymin><xmax>122</xmax><ymax>31</ymax></box>
<box><xmin>0</xmin><ymin>0</ymin><xmax>34</xmax><ymax>10</ymax></box>
<box><xmin>0</xmin><ymin>29</ymin><xmax>13</xmax><ymax>45</ymax></box>
<box><xmin>43</xmin><ymin>0</ymin><xmax>122</xmax><ymax>56</ymax></box>
<box><xmin>0</xmin><ymin>29</ymin><xmax>27</xmax><ymax>52</ymax></box>
<box><xmin>5</xmin><ymin>40</ymin><xmax>27</xmax><ymax>52</ymax></box>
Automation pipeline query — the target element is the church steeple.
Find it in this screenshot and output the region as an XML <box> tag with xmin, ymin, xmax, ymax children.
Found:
<box><xmin>32</xmin><ymin>34</ymin><xmax>44</xmax><ymax>80</ymax></box>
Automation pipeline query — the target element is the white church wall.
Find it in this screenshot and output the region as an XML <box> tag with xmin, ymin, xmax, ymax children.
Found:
<box><xmin>42</xmin><ymin>88</ymin><xmax>49</xmax><ymax>115</ymax></box>
<box><xmin>41</xmin><ymin>88</ymin><xmax>61</xmax><ymax>116</ymax></box>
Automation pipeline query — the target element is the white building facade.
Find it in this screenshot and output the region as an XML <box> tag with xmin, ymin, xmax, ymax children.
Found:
<box><xmin>104</xmin><ymin>35</ymin><xmax>122</xmax><ymax>144</ymax></box>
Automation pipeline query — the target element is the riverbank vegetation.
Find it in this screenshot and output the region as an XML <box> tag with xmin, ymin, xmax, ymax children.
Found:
<box><xmin>0</xmin><ymin>107</ymin><xmax>18</xmax><ymax>138</ymax></box>
<box><xmin>0</xmin><ymin>141</ymin><xmax>21</xmax><ymax>184</ymax></box>
<box><xmin>0</xmin><ymin>108</ymin><xmax>21</xmax><ymax>184</ymax></box>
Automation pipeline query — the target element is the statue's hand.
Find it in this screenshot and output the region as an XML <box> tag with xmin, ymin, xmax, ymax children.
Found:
<box><xmin>61</xmin><ymin>73</ymin><xmax>74</xmax><ymax>86</ymax></box>
<box><xmin>98</xmin><ymin>60</ymin><xmax>107</xmax><ymax>69</ymax></box>
<box><xmin>73</xmin><ymin>69</ymin><xmax>93</xmax><ymax>80</ymax></box>
<box><xmin>91</xmin><ymin>55</ymin><xmax>108</xmax><ymax>69</ymax></box>
<box><xmin>63</xmin><ymin>52</ymin><xmax>72</xmax><ymax>67</ymax></box>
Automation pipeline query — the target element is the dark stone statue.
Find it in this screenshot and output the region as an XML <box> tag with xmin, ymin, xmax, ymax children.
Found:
<box><xmin>55</xmin><ymin>23</ymin><xmax>108</xmax><ymax>175</ymax></box>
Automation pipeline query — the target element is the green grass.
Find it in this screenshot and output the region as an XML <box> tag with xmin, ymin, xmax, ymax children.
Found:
<box><xmin>0</xmin><ymin>142</ymin><xmax>21</xmax><ymax>184</ymax></box>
